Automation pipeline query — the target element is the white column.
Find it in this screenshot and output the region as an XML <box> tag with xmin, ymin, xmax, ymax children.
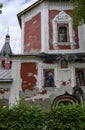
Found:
<box><xmin>53</xmin><ymin>21</ymin><xmax>58</xmax><ymax>49</ymax></box>
<box><xmin>69</xmin><ymin>21</ymin><xmax>74</xmax><ymax>48</ymax></box>
<box><xmin>71</xmin><ymin>63</ymin><xmax>76</xmax><ymax>87</ymax></box>
<box><xmin>41</xmin><ymin>2</ymin><xmax>49</xmax><ymax>52</ymax></box>
<box><xmin>9</xmin><ymin>59</ymin><xmax>21</xmax><ymax>106</ymax></box>
<box><xmin>54</xmin><ymin>64</ymin><xmax>58</xmax><ymax>87</ymax></box>
<box><xmin>37</xmin><ymin>62</ymin><xmax>43</xmax><ymax>90</ymax></box>
<box><xmin>21</xmin><ymin>16</ymin><xmax>25</xmax><ymax>54</ymax></box>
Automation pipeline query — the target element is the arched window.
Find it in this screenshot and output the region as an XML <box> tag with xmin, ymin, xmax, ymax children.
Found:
<box><xmin>58</xmin><ymin>26</ymin><xmax>67</xmax><ymax>42</ymax></box>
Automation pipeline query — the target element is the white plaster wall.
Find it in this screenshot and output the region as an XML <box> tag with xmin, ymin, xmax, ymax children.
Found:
<box><xmin>21</xmin><ymin>16</ymin><xmax>25</xmax><ymax>54</ymax></box>
<box><xmin>74</xmin><ymin>62</ymin><xmax>85</xmax><ymax>68</ymax></box>
<box><xmin>78</xmin><ymin>24</ymin><xmax>85</xmax><ymax>51</ymax></box>
<box><xmin>9</xmin><ymin>58</ymin><xmax>21</xmax><ymax>106</ymax></box>
<box><xmin>9</xmin><ymin>57</ymin><xmax>85</xmax><ymax>104</ymax></box>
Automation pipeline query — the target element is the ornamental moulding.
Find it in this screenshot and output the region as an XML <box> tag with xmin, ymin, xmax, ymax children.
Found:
<box><xmin>54</xmin><ymin>11</ymin><xmax>72</xmax><ymax>22</ymax></box>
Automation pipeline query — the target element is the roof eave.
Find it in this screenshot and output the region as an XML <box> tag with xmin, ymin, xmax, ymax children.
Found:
<box><xmin>0</xmin><ymin>79</ymin><xmax>13</xmax><ymax>83</ymax></box>
<box><xmin>17</xmin><ymin>0</ymin><xmax>44</xmax><ymax>27</ymax></box>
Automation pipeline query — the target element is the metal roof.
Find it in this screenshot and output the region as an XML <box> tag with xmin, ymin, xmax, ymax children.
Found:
<box><xmin>0</xmin><ymin>70</ymin><xmax>13</xmax><ymax>82</ymax></box>
<box><xmin>0</xmin><ymin>34</ymin><xmax>13</xmax><ymax>58</ymax></box>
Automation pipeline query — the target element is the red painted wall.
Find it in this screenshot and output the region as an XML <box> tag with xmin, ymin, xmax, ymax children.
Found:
<box><xmin>24</xmin><ymin>13</ymin><xmax>41</xmax><ymax>53</ymax></box>
<box><xmin>5</xmin><ymin>60</ymin><xmax>11</xmax><ymax>69</ymax></box>
<box><xmin>21</xmin><ymin>62</ymin><xmax>37</xmax><ymax>91</ymax></box>
<box><xmin>49</xmin><ymin>10</ymin><xmax>79</xmax><ymax>50</ymax></box>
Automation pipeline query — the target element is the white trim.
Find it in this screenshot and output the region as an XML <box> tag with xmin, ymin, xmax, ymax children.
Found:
<box><xmin>37</xmin><ymin>62</ymin><xmax>43</xmax><ymax>90</ymax></box>
<box><xmin>24</xmin><ymin>4</ymin><xmax>41</xmax><ymax>22</ymax></box>
<box><xmin>9</xmin><ymin>59</ymin><xmax>21</xmax><ymax>106</ymax></box>
<box><xmin>52</xmin><ymin>11</ymin><xmax>75</xmax><ymax>49</ymax></box>
<box><xmin>48</xmin><ymin>2</ymin><xmax>73</xmax><ymax>11</ymax></box>
<box><xmin>38</xmin><ymin>63</ymin><xmax>57</xmax><ymax>87</ymax></box>
<box><xmin>54</xmin><ymin>11</ymin><xmax>72</xmax><ymax>22</ymax></box>
<box><xmin>21</xmin><ymin>16</ymin><xmax>25</xmax><ymax>54</ymax></box>
<box><xmin>41</xmin><ymin>2</ymin><xmax>49</xmax><ymax>52</ymax></box>
<box><xmin>70</xmin><ymin>64</ymin><xmax>76</xmax><ymax>87</ymax></box>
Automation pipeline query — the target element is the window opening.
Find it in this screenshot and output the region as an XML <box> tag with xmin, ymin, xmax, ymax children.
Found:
<box><xmin>76</xmin><ymin>70</ymin><xmax>85</xmax><ymax>86</ymax></box>
<box><xmin>1</xmin><ymin>60</ymin><xmax>5</xmax><ymax>69</ymax></box>
<box><xmin>43</xmin><ymin>70</ymin><xmax>55</xmax><ymax>87</ymax></box>
<box><xmin>58</xmin><ymin>26</ymin><xmax>67</xmax><ymax>42</ymax></box>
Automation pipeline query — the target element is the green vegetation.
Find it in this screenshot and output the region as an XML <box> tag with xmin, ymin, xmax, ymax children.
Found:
<box><xmin>71</xmin><ymin>0</ymin><xmax>85</xmax><ymax>28</ymax></box>
<box><xmin>0</xmin><ymin>3</ymin><xmax>3</xmax><ymax>14</ymax></box>
<box><xmin>0</xmin><ymin>102</ymin><xmax>85</xmax><ymax>130</ymax></box>
<box><xmin>46</xmin><ymin>104</ymin><xmax>85</xmax><ymax>130</ymax></box>
<box><xmin>0</xmin><ymin>102</ymin><xmax>45</xmax><ymax>130</ymax></box>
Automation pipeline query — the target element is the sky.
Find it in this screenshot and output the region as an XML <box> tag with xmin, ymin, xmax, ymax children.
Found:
<box><xmin>0</xmin><ymin>0</ymin><xmax>37</xmax><ymax>54</ymax></box>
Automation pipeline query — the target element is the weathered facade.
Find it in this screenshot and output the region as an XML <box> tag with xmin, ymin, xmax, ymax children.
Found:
<box><xmin>0</xmin><ymin>0</ymin><xmax>85</xmax><ymax>108</ymax></box>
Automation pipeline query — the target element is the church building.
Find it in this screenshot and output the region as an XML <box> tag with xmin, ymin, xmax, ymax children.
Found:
<box><xmin>0</xmin><ymin>0</ymin><xmax>85</xmax><ymax>108</ymax></box>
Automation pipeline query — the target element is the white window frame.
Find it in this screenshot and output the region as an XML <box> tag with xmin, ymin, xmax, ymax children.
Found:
<box><xmin>53</xmin><ymin>11</ymin><xmax>74</xmax><ymax>49</ymax></box>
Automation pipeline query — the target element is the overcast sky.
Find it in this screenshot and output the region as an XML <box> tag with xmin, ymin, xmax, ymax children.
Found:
<box><xmin>0</xmin><ymin>0</ymin><xmax>37</xmax><ymax>54</ymax></box>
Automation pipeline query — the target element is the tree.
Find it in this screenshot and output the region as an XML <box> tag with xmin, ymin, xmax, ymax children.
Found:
<box><xmin>0</xmin><ymin>3</ymin><xmax>3</xmax><ymax>14</ymax></box>
<box><xmin>71</xmin><ymin>0</ymin><xmax>85</xmax><ymax>28</ymax></box>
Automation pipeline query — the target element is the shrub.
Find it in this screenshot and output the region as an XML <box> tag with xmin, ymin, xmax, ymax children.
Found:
<box><xmin>0</xmin><ymin>102</ymin><xmax>85</xmax><ymax>130</ymax></box>
<box><xmin>0</xmin><ymin>102</ymin><xmax>45</xmax><ymax>130</ymax></box>
<box><xmin>46</xmin><ymin>104</ymin><xmax>85</xmax><ymax>130</ymax></box>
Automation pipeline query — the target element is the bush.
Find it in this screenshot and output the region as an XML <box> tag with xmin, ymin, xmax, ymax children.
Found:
<box><xmin>0</xmin><ymin>102</ymin><xmax>45</xmax><ymax>130</ymax></box>
<box><xmin>46</xmin><ymin>104</ymin><xmax>85</xmax><ymax>130</ymax></box>
<box><xmin>0</xmin><ymin>102</ymin><xmax>85</xmax><ymax>130</ymax></box>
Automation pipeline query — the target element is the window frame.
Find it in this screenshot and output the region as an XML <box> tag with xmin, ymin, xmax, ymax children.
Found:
<box><xmin>52</xmin><ymin>11</ymin><xmax>74</xmax><ymax>49</ymax></box>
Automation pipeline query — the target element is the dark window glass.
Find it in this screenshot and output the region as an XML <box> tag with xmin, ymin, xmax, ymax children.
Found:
<box><xmin>58</xmin><ymin>26</ymin><xmax>67</xmax><ymax>42</ymax></box>
<box><xmin>1</xmin><ymin>61</ymin><xmax>5</xmax><ymax>69</ymax></box>
<box><xmin>43</xmin><ymin>71</ymin><xmax>55</xmax><ymax>87</ymax></box>
<box><xmin>76</xmin><ymin>70</ymin><xmax>85</xmax><ymax>86</ymax></box>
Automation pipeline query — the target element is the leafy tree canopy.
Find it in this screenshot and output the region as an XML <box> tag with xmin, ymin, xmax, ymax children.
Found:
<box><xmin>0</xmin><ymin>3</ymin><xmax>3</xmax><ymax>14</ymax></box>
<box><xmin>71</xmin><ymin>0</ymin><xmax>85</xmax><ymax>28</ymax></box>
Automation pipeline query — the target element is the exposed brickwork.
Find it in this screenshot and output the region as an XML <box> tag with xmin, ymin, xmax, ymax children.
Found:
<box><xmin>58</xmin><ymin>45</ymin><xmax>71</xmax><ymax>49</ymax></box>
<box><xmin>49</xmin><ymin>10</ymin><xmax>59</xmax><ymax>50</ymax></box>
<box><xmin>24</xmin><ymin>13</ymin><xmax>41</xmax><ymax>53</ymax></box>
<box><xmin>38</xmin><ymin>90</ymin><xmax>47</xmax><ymax>95</ymax></box>
<box><xmin>21</xmin><ymin>62</ymin><xmax>37</xmax><ymax>91</ymax></box>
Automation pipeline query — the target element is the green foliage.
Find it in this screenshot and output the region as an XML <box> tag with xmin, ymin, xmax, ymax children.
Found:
<box><xmin>71</xmin><ymin>0</ymin><xmax>85</xmax><ymax>28</ymax></box>
<box><xmin>0</xmin><ymin>3</ymin><xmax>3</xmax><ymax>14</ymax></box>
<box><xmin>46</xmin><ymin>104</ymin><xmax>85</xmax><ymax>130</ymax></box>
<box><xmin>0</xmin><ymin>102</ymin><xmax>85</xmax><ymax>130</ymax></box>
<box><xmin>0</xmin><ymin>102</ymin><xmax>45</xmax><ymax>130</ymax></box>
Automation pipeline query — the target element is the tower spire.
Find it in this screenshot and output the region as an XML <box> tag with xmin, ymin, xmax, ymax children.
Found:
<box><xmin>5</xmin><ymin>27</ymin><xmax>10</xmax><ymax>43</ymax></box>
<box><xmin>0</xmin><ymin>27</ymin><xmax>12</xmax><ymax>57</ymax></box>
<box><xmin>7</xmin><ymin>27</ymin><xmax>9</xmax><ymax>34</ymax></box>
